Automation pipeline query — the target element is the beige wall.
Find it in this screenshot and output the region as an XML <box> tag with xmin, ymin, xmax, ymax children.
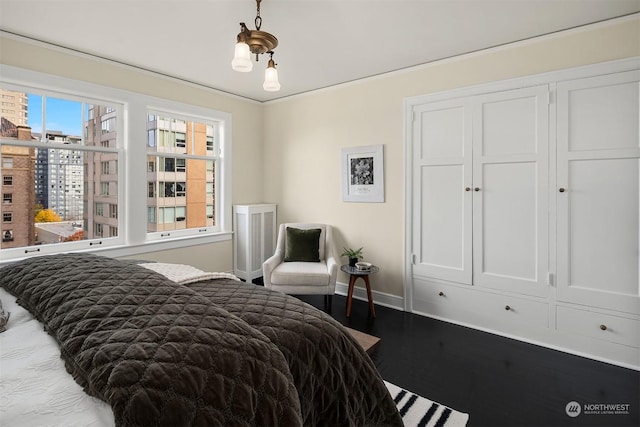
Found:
<box><xmin>263</xmin><ymin>17</ymin><xmax>640</xmax><ymax>297</ymax></box>
<box><xmin>121</xmin><ymin>240</ymin><xmax>233</xmax><ymax>273</ymax></box>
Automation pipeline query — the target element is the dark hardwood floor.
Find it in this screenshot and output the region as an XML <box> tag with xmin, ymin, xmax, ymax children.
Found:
<box><xmin>297</xmin><ymin>294</ymin><xmax>640</xmax><ymax>427</ymax></box>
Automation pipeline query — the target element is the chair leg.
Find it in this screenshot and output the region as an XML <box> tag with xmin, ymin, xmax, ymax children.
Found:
<box><xmin>324</xmin><ymin>295</ymin><xmax>333</xmax><ymax>313</ymax></box>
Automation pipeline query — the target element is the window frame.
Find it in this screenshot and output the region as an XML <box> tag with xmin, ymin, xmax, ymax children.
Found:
<box><xmin>145</xmin><ymin>107</ymin><xmax>225</xmax><ymax>240</ymax></box>
<box><xmin>0</xmin><ymin>81</ymin><xmax>124</xmax><ymax>257</ymax></box>
<box><xmin>0</xmin><ymin>65</ymin><xmax>232</xmax><ymax>262</ymax></box>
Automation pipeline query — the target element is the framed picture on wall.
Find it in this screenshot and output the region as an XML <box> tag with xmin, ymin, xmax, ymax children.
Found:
<box><xmin>341</xmin><ymin>144</ymin><xmax>384</xmax><ymax>203</ymax></box>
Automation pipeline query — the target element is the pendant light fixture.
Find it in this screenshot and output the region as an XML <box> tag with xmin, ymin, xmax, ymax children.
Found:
<box><xmin>231</xmin><ymin>0</ymin><xmax>280</xmax><ymax>92</ymax></box>
<box><xmin>263</xmin><ymin>51</ymin><xmax>281</xmax><ymax>92</ymax></box>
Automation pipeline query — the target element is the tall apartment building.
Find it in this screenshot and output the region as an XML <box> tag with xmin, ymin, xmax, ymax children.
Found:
<box><xmin>1</xmin><ymin>117</ymin><xmax>36</xmax><ymax>249</ymax></box>
<box><xmin>34</xmin><ymin>131</ymin><xmax>84</xmax><ymax>221</ymax></box>
<box><xmin>83</xmin><ymin>105</ymin><xmax>118</xmax><ymax>239</ymax></box>
<box><xmin>0</xmin><ymin>89</ymin><xmax>28</xmax><ymax>126</ymax></box>
<box><xmin>146</xmin><ymin>117</ymin><xmax>215</xmax><ymax>232</ymax></box>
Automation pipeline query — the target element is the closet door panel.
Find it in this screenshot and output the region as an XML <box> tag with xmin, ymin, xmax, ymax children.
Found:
<box><xmin>480</xmin><ymin>162</ymin><xmax>537</xmax><ymax>282</ymax></box>
<box><xmin>568</xmin><ymin>158</ymin><xmax>638</xmax><ymax>295</ymax></box>
<box><xmin>482</xmin><ymin>96</ymin><xmax>538</xmax><ymax>156</ymax></box>
<box><xmin>472</xmin><ymin>86</ymin><xmax>549</xmax><ymax>297</ymax></box>
<box><xmin>567</xmin><ymin>80</ymin><xmax>639</xmax><ymax>152</ymax></box>
<box><xmin>419</xmin><ymin>165</ymin><xmax>466</xmax><ymax>274</ymax></box>
<box><xmin>557</xmin><ymin>70</ymin><xmax>640</xmax><ymax>314</ymax></box>
<box><xmin>412</xmin><ymin>100</ymin><xmax>472</xmax><ymax>284</ymax></box>
<box><xmin>420</xmin><ymin>106</ymin><xmax>465</xmax><ymax>158</ymax></box>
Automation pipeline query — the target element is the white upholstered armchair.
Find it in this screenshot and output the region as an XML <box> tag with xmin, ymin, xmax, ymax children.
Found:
<box><xmin>262</xmin><ymin>223</ymin><xmax>339</xmax><ymax>311</ymax></box>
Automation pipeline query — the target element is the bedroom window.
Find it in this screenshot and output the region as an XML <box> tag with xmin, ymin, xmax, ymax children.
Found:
<box><xmin>1</xmin><ymin>68</ymin><xmax>231</xmax><ymax>260</ymax></box>
<box><xmin>0</xmin><ymin>85</ymin><xmax>121</xmax><ymax>254</ymax></box>
<box><xmin>146</xmin><ymin>111</ymin><xmax>219</xmax><ymax>236</ymax></box>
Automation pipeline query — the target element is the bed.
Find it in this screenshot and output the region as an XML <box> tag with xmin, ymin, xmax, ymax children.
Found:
<box><xmin>0</xmin><ymin>253</ymin><xmax>402</xmax><ymax>426</ymax></box>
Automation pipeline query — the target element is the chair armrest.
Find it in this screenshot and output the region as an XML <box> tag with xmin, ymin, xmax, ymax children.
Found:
<box><xmin>262</xmin><ymin>253</ymin><xmax>283</xmax><ymax>287</ymax></box>
<box><xmin>326</xmin><ymin>254</ymin><xmax>339</xmax><ymax>284</ymax></box>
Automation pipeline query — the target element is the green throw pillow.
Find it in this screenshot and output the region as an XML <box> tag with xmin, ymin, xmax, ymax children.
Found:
<box><xmin>284</xmin><ymin>227</ymin><xmax>322</xmax><ymax>262</ymax></box>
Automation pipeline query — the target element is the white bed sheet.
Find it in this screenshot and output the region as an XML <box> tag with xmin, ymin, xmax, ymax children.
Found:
<box><xmin>0</xmin><ymin>287</ymin><xmax>115</xmax><ymax>427</ymax></box>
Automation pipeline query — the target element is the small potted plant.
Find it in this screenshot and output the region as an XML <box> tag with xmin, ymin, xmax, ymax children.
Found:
<box><xmin>341</xmin><ymin>247</ymin><xmax>363</xmax><ymax>267</ymax></box>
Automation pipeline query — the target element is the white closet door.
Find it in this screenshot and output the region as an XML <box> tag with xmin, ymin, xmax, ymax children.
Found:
<box><xmin>557</xmin><ymin>71</ymin><xmax>640</xmax><ymax>314</ymax></box>
<box><xmin>412</xmin><ymin>99</ymin><xmax>473</xmax><ymax>284</ymax></box>
<box><xmin>472</xmin><ymin>85</ymin><xmax>549</xmax><ymax>297</ymax></box>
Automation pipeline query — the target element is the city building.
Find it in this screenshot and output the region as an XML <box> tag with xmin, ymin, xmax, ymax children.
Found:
<box><xmin>146</xmin><ymin>116</ymin><xmax>215</xmax><ymax>233</ymax></box>
<box><xmin>83</xmin><ymin>104</ymin><xmax>118</xmax><ymax>239</ymax></box>
<box><xmin>0</xmin><ymin>89</ymin><xmax>28</xmax><ymax>126</ymax></box>
<box><xmin>0</xmin><ymin>117</ymin><xmax>36</xmax><ymax>249</ymax></box>
<box><xmin>35</xmin><ymin>131</ymin><xmax>84</xmax><ymax>221</ymax></box>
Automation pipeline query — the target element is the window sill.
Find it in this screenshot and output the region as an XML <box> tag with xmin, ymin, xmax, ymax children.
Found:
<box><xmin>91</xmin><ymin>231</ymin><xmax>233</xmax><ymax>258</ymax></box>
<box><xmin>0</xmin><ymin>232</ymin><xmax>233</xmax><ymax>266</ymax></box>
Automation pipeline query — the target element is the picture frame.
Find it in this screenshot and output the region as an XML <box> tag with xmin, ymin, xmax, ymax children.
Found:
<box><xmin>341</xmin><ymin>144</ymin><xmax>384</xmax><ymax>203</ymax></box>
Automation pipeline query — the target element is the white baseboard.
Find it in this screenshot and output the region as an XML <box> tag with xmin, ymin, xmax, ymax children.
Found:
<box><xmin>335</xmin><ymin>281</ymin><xmax>405</xmax><ymax>311</ymax></box>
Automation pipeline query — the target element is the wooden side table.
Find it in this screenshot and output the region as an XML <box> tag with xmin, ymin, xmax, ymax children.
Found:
<box><xmin>341</xmin><ymin>264</ymin><xmax>379</xmax><ymax>317</ymax></box>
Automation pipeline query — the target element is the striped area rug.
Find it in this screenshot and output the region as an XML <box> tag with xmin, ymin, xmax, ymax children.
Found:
<box><xmin>385</xmin><ymin>381</ymin><xmax>469</xmax><ymax>427</ymax></box>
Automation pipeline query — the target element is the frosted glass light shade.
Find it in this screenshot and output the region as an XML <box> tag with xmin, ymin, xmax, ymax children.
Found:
<box><xmin>263</xmin><ymin>66</ymin><xmax>281</xmax><ymax>92</ymax></box>
<box><xmin>232</xmin><ymin>42</ymin><xmax>253</xmax><ymax>72</ymax></box>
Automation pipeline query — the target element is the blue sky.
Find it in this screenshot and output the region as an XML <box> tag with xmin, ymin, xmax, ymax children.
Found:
<box><xmin>28</xmin><ymin>94</ymin><xmax>83</xmax><ymax>136</ymax></box>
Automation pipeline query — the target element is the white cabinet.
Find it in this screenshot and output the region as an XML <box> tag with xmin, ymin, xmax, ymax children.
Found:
<box><xmin>556</xmin><ymin>70</ymin><xmax>640</xmax><ymax>315</ymax></box>
<box><xmin>406</xmin><ymin>61</ymin><xmax>640</xmax><ymax>368</ymax></box>
<box><xmin>233</xmin><ymin>204</ymin><xmax>276</xmax><ymax>281</ymax></box>
<box><xmin>472</xmin><ymin>87</ymin><xmax>549</xmax><ymax>298</ymax></box>
<box><xmin>411</xmin><ymin>85</ymin><xmax>549</xmax><ymax>297</ymax></box>
<box><xmin>411</xmin><ymin>98</ymin><xmax>472</xmax><ymax>285</ymax></box>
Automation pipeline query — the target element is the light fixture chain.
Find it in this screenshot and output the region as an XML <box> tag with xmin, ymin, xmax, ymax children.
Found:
<box><xmin>255</xmin><ymin>0</ymin><xmax>262</xmax><ymax>30</ymax></box>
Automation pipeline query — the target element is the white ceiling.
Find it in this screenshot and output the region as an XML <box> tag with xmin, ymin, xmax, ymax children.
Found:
<box><xmin>1</xmin><ymin>0</ymin><xmax>639</xmax><ymax>102</ymax></box>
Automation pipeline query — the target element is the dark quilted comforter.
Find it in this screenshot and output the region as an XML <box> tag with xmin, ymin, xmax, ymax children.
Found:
<box><xmin>0</xmin><ymin>253</ymin><xmax>402</xmax><ymax>427</ymax></box>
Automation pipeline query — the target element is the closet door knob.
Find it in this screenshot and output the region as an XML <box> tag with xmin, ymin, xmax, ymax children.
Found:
<box><xmin>465</xmin><ymin>187</ymin><xmax>471</xmax><ymax>192</ymax></box>
<box><xmin>474</xmin><ymin>187</ymin><xmax>480</xmax><ymax>192</ymax></box>
<box><xmin>559</xmin><ymin>188</ymin><xmax>566</xmax><ymax>193</ymax></box>
<box><xmin>438</xmin><ymin>291</ymin><xmax>445</xmax><ymax>297</ymax></box>
<box><xmin>505</xmin><ymin>305</ymin><xmax>511</xmax><ymax>311</ymax></box>
<box><xmin>600</xmin><ymin>324</ymin><xmax>607</xmax><ymax>331</ymax></box>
